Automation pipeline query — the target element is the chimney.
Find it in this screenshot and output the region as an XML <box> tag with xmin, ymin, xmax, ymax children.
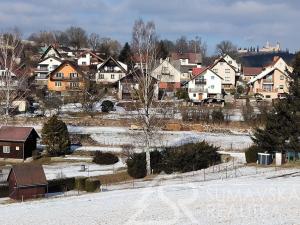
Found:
<box><xmin>196</xmin><ymin>63</ymin><xmax>202</xmax><ymax>68</ymax></box>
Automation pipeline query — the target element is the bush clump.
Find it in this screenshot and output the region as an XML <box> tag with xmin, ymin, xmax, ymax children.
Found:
<box><xmin>211</xmin><ymin>110</ymin><xmax>224</xmax><ymax>123</ymax></box>
<box><xmin>93</xmin><ymin>151</ymin><xmax>119</xmax><ymax>165</ymax></box>
<box><xmin>85</xmin><ymin>178</ymin><xmax>101</xmax><ymax>192</ymax></box>
<box><xmin>159</xmin><ymin>142</ymin><xmax>220</xmax><ymax>174</ymax></box>
<box><xmin>48</xmin><ymin>177</ymin><xmax>75</xmax><ymax>193</ymax></box>
<box><xmin>245</xmin><ymin>145</ymin><xmax>261</xmax><ymax>163</ymax></box>
<box><xmin>75</xmin><ymin>177</ymin><xmax>87</xmax><ymax>191</ymax></box>
<box><xmin>126</xmin><ymin>152</ymin><xmax>147</xmax><ymax>179</ymax></box>
<box><xmin>101</xmin><ymin>100</ymin><xmax>114</xmax><ymax>113</ymax></box>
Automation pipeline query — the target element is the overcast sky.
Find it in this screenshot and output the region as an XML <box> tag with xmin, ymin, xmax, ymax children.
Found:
<box><xmin>0</xmin><ymin>0</ymin><xmax>299</xmax><ymax>54</ymax></box>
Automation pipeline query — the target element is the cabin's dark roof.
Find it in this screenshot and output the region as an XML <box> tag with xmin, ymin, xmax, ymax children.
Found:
<box><xmin>9</xmin><ymin>164</ymin><xmax>48</xmax><ymax>187</ymax></box>
<box><xmin>0</xmin><ymin>126</ymin><xmax>39</xmax><ymax>142</ymax></box>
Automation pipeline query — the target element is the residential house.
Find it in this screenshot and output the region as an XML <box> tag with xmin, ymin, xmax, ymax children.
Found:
<box><xmin>242</xmin><ymin>67</ymin><xmax>263</xmax><ymax>82</ymax></box>
<box><xmin>210</xmin><ymin>55</ymin><xmax>241</xmax><ymax>91</ymax></box>
<box><xmin>47</xmin><ymin>61</ymin><xmax>87</xmax><ymax>94</ymax></box>
<box><xmin>34</xmin><ymin>56</ymin><xmax>62</xmax><ymax>86</ymax></box>
<box><xmin>0</xmin><ymin>68</ymin><xmax>18</xmax><ymax>90</ymax></box>
<box><xmin>118</xmin><ymin>69</ymin><xmax>158</xmax><ymax>100</ymax></box>
<box><xmin>40</xmin><ymin>45</ymin><xmax>61</xmax><ymax>60</ymax></box>
<box><xmin>7</xmin><ymin>164</ymin><xmax>48</xmax><ymax>200</ymax></box>
<box><xmin>248</xmin><ymin>57</ymin><xmax>293</xmax><ymax>99</ymax></box>
<box><xmin>170</xmin><ymin>53</ymin><xmax>202</xmax><ymax>82</ymax></box>
<box><xmin>151</xmin><ymin>58</ymin><xmax>181</xmax><ymax>94</ymax></box>
<box><xmin>95</xmin><ymin>56</ymin><xmax>127</xmax><ymax>84</ymax></box>
<box><xmin>187</xmin><ymin>67</ymin><xmax>223</xmax><ymax>102</ymax></box>
<box><xmin>0</xmin><ymin>126</ymin><xmax>39</xmax><ymax>160</ymax></box>
<box><xmin>77</xmin><ymin>51</ymin><xmax>104</xmax><ymax>66</ymax></box>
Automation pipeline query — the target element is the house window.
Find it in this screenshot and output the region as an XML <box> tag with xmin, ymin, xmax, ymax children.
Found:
<box><xmin>70</xmin><ymin>73</ymin><xmax>78</xmax><ymax>78</ymax></box>
<box><xmin>228</xmin><ymin>60</ymin><xmax>232</xmax><ymax>64</ymax></box>
<box><xmin>82</xmin><ymin>62</ymin><xmax>86</xmax><ymax>65</ymax></box>
<box><xmin>211</xmin><ymin>76</ymin><xmax>214</xmax><ymax>80</ymax></box>
<box><xmin>99</xmin><ymin>74</ymin><xmax>104</xmax><ymax>79</ymax></box>
<box><xmin>55</xmin><ymin>81</ymin><xmax>62</xmax><ymax>87</ymax></box>
<box><xmin>265</xmin><ymin>95</ymin><xmax>271</xmax><ymax>99</ymax></box>
<box><xmin>225</xmin><ymin>77</ymin><xmax>231</xmax><ymax>82</ymax></box>
<box><xmin>16</xmin><ymin>146</ymin><xmax>19</xmax><ymax>151</ymax></box>
<box><xmin>70</xmin><ymin>82</ymin><xmax>79</xmax><ymax>88</ymax></box>
<box><xmin>56</xmin><ymin>72</ymin><xmax>64</xmax><ymax>78</ymax></box>
<box><xmin>213</xmin><ymin>69</ymin><xmax>218</xmax><ymax>74</ymax></box>
<box><xmin>279</xmin><ymin>85</ymin><xmax>284</xmax><ymax>89</ymax></box>
<box><xmin>280</xmin><ymin>75</ymin><xmax>284</xmax><ymax>80</ymax></box>
<box><xmin>225</xmin><ymin>69</ymin><xmax>230</xmax><ymax>73</ymax></box>
<box><xmin>111</xmin><ymin>74</ymin><xmax>115</xmax><ymax>79</ymax></box>
<box><xmin>3</xmin><ymin>146</ymin><xmax>10</xmax><ymax>154</ymax></box>
<box><xmin>193</xmin><ymin>94</ymin><xmax>196</xmax><ymax>97</ymax></box>
<box><xmin>211</xmin><ymin>85</ymin><xmax>215</xmax><ymax>89</ymax></box>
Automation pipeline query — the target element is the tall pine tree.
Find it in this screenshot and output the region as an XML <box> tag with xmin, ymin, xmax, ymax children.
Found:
<box><xmin>118</xmin><ymin>42</ymin><xmax>132</xmax><ymax>69</ymax></box>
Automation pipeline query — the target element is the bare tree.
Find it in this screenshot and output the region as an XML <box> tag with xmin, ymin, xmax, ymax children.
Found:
<box><xmin>215</xmin><ymin>40</ymin><xmax>238</xmax><ymax>57</ymax></box>
<box><xmin>131</xmin><ymin>19</ymin><xmax>168</xmax><ymax>175</ymax></box>
<box><xmin>65</xmin><ymin>26</ymin><xmax>88</xmax><ymax>49</ymax></box>
<box><xmin>28</xmin><ymin>31</ymin><xmax>56</xmax><ymax>46</ymax></box>
<box><xmin>88</xmin><ymin>33</ymin><xmax>101</xmax><ymax>51</ymax></box>
<box><xmin>98</xmin><ymin>37</ymin><xmax>121</xmax><ymax>57</ymax></box>
<box><xmin>0</xmin><ymin>30</ymin><xmax>30</xmax><ymax>120</ymax></box>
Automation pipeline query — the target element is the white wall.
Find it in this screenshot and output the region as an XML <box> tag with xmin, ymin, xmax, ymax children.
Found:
<box><xmin>151</xmin><ymin>60</ymin><xmax>181</xmax><ymax>83</ymax></box>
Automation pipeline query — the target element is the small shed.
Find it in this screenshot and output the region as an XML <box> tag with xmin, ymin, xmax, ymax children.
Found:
<box><xmin>7</xmin><ymin>164</ymin><xmax>48</xmax><ymax>200</ymax></box>
<box><xmin>257</xmin><ymin>153</ymin><xmax>273</xmax><ymax>165</ymax></box>
<box><xmin>0</xmin><ymin>126</ymin><xmax>40</xmax><ymax>160</ymax></box>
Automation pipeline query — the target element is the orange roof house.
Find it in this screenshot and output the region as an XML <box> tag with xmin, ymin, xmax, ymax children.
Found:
<box><xmin>47</xmin><ymin>61</ymin><xmax>88</xmax><ymax>94</ymax></box>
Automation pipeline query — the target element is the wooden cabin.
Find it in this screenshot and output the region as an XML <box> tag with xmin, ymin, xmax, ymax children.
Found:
<box><xmin>7</xmin><ymin>164</ymin><xmax>48</xmax><ymax>200</ymax></box>
<box><xmin>0</xmin><ymin>126</ymin><xmax>39</xmax><ymax>160</ymax></box>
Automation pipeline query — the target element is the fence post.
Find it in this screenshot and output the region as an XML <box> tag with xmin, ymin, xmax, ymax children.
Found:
<box><xmin>203</xmin><ymin>169</ymin><xmax>206</xmax><ymax>181</ymax></box>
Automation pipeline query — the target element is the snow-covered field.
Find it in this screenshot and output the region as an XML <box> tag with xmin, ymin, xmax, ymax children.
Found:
<box><xmin>0</xmin><ymin>167</ymin><xmax>299</xmax><ymax>225</ymax></box>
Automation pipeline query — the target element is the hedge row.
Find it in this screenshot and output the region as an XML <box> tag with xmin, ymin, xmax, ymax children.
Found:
<box><xmin>93</xmin><ymin>151</ymin><xmax>119</xmax><ymax>165</ymax></box>
<box><xmin>48</xmin><ymin>177</ymin><xmax>75</xmax><ymax>193</ymax></box>
<box><xmin>75</xmin><ymin>177</ymin><xmax>101</xmax><ymax>192</ymax></box>
<box><xmin>127</xmin><ymin>141</ymin><xmax>221</xmax><ymax>178</ymax></box>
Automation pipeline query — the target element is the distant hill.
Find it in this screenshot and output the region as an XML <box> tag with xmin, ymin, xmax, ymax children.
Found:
<box><xmin>240</xmin><ymin>52</ymin><xmax>295</xmax><ymax>67</ymax></box>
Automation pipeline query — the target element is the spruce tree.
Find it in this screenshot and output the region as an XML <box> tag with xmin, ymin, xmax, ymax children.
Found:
<box><xmin>41</xmin><ymin>115</ymin><xmax>71</xmax><ymax>156</ymax></box>
<box><xmin>118</xmin><ymin>42</ymin><xmax>132</xmax><ymax>68</ymax></box>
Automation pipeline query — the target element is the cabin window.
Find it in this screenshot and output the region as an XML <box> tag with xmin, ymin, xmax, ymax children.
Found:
<box><xmin>15</xmin><ymin>146</ymin><xmax>19</xmax><ymax>151</ymax></box>
<box><xmin>280</xmin><ymin>75</ymin><xmax>284</xmax><ymax>80</ymax></box>
<box><xmin>55</xmin><ymin>81</ymin><xmax>62</xmax><ymax>87</ymax></box>
<box><xmin>111</xmin><ymin>74</ymin><xmax>115</xmax><ymax>79</ymax></box>
<box><xmin>3</xmin><ymin>146</ymin><xmax>10</xmax><ymax>154</ymax></box>
<box><xmin>99</xmin><ymin>74</ymin><xmax>104</xmax><ymax>79</ymax></box>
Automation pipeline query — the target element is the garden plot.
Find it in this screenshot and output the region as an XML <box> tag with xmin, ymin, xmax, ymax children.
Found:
<box><xmin>43</xmin><ymin>160</ymin><xmax>126</xmax><ymax>180</ymax></box>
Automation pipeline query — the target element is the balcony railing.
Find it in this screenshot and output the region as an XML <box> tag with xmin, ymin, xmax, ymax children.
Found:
<box><xmin>256</xmin><ymin>88</ymin><xmax>281</xmax><ymax>93</ymax></box>
<box><xmin>195</xmin><ymin>80</ymin><xmax>207</xmax><ymax>85</ymax></box>
<box><xmin>189</xmin><ymin>87</ymin><xmax>208</xmax><ymax>93</ymax></box>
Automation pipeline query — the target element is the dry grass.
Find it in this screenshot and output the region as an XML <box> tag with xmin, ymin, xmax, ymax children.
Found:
<box><xmin>95</xmin><ymin>171</ymin><xmax>133</xmax><ymax>185</ymax></box>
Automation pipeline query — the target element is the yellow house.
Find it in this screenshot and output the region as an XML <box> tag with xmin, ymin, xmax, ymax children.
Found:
<box><xmin>48</xmin><ymin>61</ymin><xmax>87</xmax><ymax>93</ymax></box>
<box><xmin>248</xmin><ymin>57</ymin><xmax>293</xmax><ymax>100</ymax></box>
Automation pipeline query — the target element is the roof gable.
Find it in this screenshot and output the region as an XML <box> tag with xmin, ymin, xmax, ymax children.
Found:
<box><xmin>190</xmin><ymin>67</ymin><xmax>223</xmax><ymax>82</ymax></box>
<box><xmin>9</xmin><ymin>164</ymin><xmax>48</xmax><ymax>186</ymax></box>
<box><xmin>97</xmin><ymin>56</ymin><xmax>127</xmax><ymax>73</ymax></box>
<box><xmin>49</xmin><ymin>61</ymin><xmax>85</xmax><ymax>79</ymax></box>
<box><xmin>41</xmin><ymin>45</ymin><xmax>61</xmax><ymax>60</ymax></box>
<box><xmin>0</xmin><ymin>126</ymin><xmax>39</xmax><ymax>142</ymax></box>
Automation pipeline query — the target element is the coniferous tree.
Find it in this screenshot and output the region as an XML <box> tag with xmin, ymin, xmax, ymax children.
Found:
<box><xmin>41</xmin><ymin>115</ymin><xmax>71</xmax><ymax>156</ymax></box>
<box><xmin>157</xmin><ymin>40</ymin><xmax>169</xmax><ymax>59</ymax></box>
<box><xmin>118</xmin><ymin>42</ymin><xmax>132</xmax><ymax>69</ymax></box>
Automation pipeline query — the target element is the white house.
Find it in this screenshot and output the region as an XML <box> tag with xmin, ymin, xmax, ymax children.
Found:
<box><xmin>210</xmin><ymin>55</ymin><xmax>240</xmax><ymax>91</ymax></box>
<box><xmin>34</xmin><ymin>56</ymin><xmax>62</xmax><ymax>86</ymax></box>
<box><xmin>188</xmin><ymin>67</ymin><xmax>223</xmax><ymax>102</ymax></box>
<box><xmin>40</xmin><ymin>45</ymin><xmax>61</xmax><ymax>60</ymax></box>
<box><xmin>77</xmin><ymin>51</ymin><xmax>104</xmax><ymax>66</ymax></box>
<box><xmin>151</xmin><ymin>58</ymin><xmax>181</xmax><ymax>93</ymax></box>
<box><xmin>95</xmin><ymin>56</ymin><xmax>127</xmax><ymax>84</ymax></box>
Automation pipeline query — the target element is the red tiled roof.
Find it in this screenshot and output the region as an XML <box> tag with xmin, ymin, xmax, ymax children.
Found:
<box><xmin>0</xmin><ymin>126</ymin><xmax>39</xmax><ymax>142</ymax></box>
<box><xmin>243</xmin><ymin>67</ymin><xmax>263</xmax><ymax>76</ymax></box>
<box><xmin>192</xmin><ymin>67</ymin><xmax>208</xmax><ymax>76</ymax></box>
<box><xmin>9</xmin><ymin>164</ymin><xmax>48</xmax><ymax>186</ymax></box>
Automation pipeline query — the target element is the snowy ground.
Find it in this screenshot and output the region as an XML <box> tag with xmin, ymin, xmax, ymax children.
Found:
<box><xmin>0</xmin><ymin>166</ymin><xmax>299</xmax><ymax>225</ymax></box>
<box><xmin>43</xmin><ymin>160</ymin><xmax>126</xmax><ymax>180</ymax></box>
